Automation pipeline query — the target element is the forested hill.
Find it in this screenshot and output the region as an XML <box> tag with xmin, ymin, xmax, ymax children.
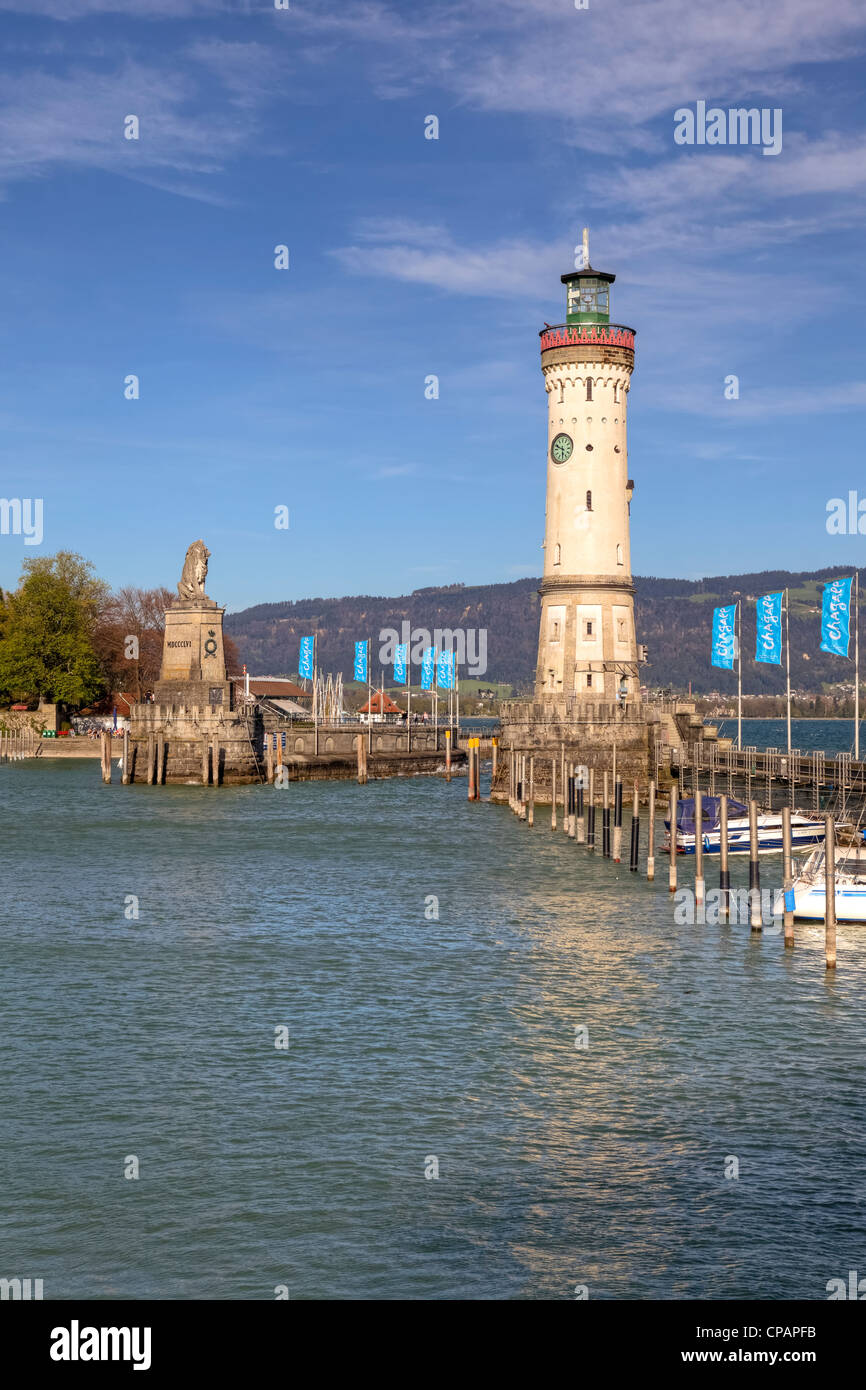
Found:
<box><xmin>225</xmin><ymin>566</ymin><xmax>863</xmax><ymax>694</ymax></box>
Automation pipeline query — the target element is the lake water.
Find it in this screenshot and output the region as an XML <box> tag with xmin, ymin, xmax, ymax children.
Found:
<box><xmin>718</xmin><ymin>717</ymin><xmax>863</xmax><ymax>754</ymax></box>
<box><xmin>2</xmin><ymin>736</ymin><xmax>864</xmax><ymax>1301</ymax></box>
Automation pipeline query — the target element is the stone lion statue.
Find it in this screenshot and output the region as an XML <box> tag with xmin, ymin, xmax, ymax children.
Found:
<box><xmin>177</xmin><ymin>540</ymin><xmax>211</xmax><ymax>600</ymax></box>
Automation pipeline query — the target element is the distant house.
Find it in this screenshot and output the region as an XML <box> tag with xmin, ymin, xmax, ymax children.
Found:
<box><xmin>358</xmin><ymin>690</ymin><xmax>404</xmax><ymax>721</ymax></box>
<box><xmin>247</xmin><ymin>677</ymin><xmax>309</xmax><ymax>702</ymax></box>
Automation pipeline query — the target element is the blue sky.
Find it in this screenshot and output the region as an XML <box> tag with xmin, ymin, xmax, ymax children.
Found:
<box><xmin>1</xmin><ymin>0</ymin><xmax>865</xmax><ymax>611</ymax></box>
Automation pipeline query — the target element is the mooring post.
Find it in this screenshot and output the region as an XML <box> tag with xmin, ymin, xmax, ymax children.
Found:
<box><xmin>156</xmin><ymin>731</ymin><xmax>166</xmax><ymax>785</ymax></box>
<box><xmin>467</xmin><ymin>743</ymin><xmax>474</xmax><ymax>800</ymax></box>
<box><xmin>587</xmin><ymin>767</ymin><xmax>596</xmax><ymax>851</ymax></box>
<box><xmin>146</xmin><ymin>732</ymin><xmax>155</xmax><ymax>785</ymax></box>
<box><xmin>824</xmin><ymin>813</ymin><xmax>836</xmax><ymax>970</ymax></box>
<box><xmin>265</xmin><ymin>737</ymin><xmax>274</xmax><ymax>785</ymax></box>
<box><xmin>356</xmin><ymin>733</ymin><xmax>367</xmax><ymax>785</ymax></box>
<box><xmin>602</xmin><ymin>771</ymin><xmax>611</xmax><ymax>858</ymax></box>
<box><xmin>561</xmin><ymin>743</ymin><xmax>566</xmax><ymax>827</ymax></box>
<box><xmin>101</xmin><ymin>730</ymin><xmax>111</xmax><ymax>784</ymax></box>
<box><xmin>613</xmin><ymin>774</ymin><xmax>623</xmax><ymax>862</ymax></box>
<box><xmin>528</xmin><ymin>755</ymin><xmax>535</xmax><ymax>827</ymax></box>
<box><xmin>121</xmin><ymin>729</ymin><xmax>131</xmax><ymax>785</ymax></box>
<box><xmin>576</xmin><ymin>770</ymin><xmax>586</xmax><ymax>844</ymax></box>
<box><xmin>550</xmin><ymin>759</ymin><xmax>557</xmax><ymax>831</ymax></box>
<box><xmin>668</xmin><ymin>780</ymin><xmax>678</xmax><ymax>893</ymax></box>
<box><xmin>520</xmin><ymin>754</ymin><xmax>528</xmax><ymax>819</ymax></box>
<box><xmin>719</xmin><ymin>793</ymin><xmax>730</xmax><ymax>921</ymax></box>
<box><xmin>565</xmin><ymin>761</ymin><xmax>573</xmax><ymax>837</ymax></box>
<box><xmin>782</xmin><ymin>804</ymin><xmax>794</xmax><ymax>946</ymax></box>
<box><xmin>749</xmin><ymin>799</ymin><xmax>761</xmax><ymax>930</ymax></box>
<box><xmin>202</xmin><ymin>736</ymin><xmax>210</xmax><ymax>786</ymax></box>
<box><xmin>211</xmin><ymin>733</ymin><xmax>220</xmax><ymax>787</ymax></box>
<box><xmin>491</xmin><ymin>736</ymin><xmax>498</xmax><ymax>783</ymax></box>
<box><xmin>646</xmin><ymin>779</ymin><xmax>656</xmax><ymax>880</ymax></box>
<box><xmin>694</xmin><ymin>788</ymin><xmax>705</xmax><ymax>908</ymax></box>
<box><xmin>629</xmin><ymin>780</ymin><xmax>640</xmax><ymax>871</ymax></box>
<box><xmin>445</xmin><ymin>729</ymin><xmax>452</xmax><ymax>783</ymax></box>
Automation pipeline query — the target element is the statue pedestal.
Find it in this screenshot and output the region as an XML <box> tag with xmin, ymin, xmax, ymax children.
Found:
<box><xmin>154</xmin><ymin>601</ymin><xmax>229</xmax><ymax>707</ymax></box>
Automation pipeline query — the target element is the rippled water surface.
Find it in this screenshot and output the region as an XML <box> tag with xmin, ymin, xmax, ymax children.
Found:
<box><xmin>2</xmin><ymin>748</ymin><xmax>865</xmax><ymax>1300</ymax></box>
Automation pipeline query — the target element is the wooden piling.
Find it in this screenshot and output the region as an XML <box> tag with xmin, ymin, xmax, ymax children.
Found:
<box><xmin>211</xmin><ymin>733</ymin><xmax>220</xmax><ymax>787</ymax></box>
<box><xmin>528</xmin><ymin>755</ymin><xmax>534</xmax><ymax>827</ymax></box>
<box><xmin>587</xmin><ymin>767</ymin><xmax>596</xmax><ymax>850</ymax></box>
<box><xmin>749</xmin><ymin>799</ymin><xmax>761</xmax><ymax>931</ymax></box>
<box><xmin>491</xmin><ymin>736</ymin><xmax>498</xmax><ymax>782</ymax></box>
<box><xmin>265</xmin><ymin>739</ymin><xmax>274</xmax><ymax>784</ymax></box>
<box><xmin>100</xmin><ymin>730</ymin><xmax>112</xmax><ymax>784</ymax></box>
<box><xmin>202</xmin><ymin>736</ymin><xmax>210</xmax><ymax>786</ymax></box>
<box><xmin>646</xmin><ymin>779</ymin><xmax>656</xmax><ymax>881</ymax></box>
<box><xmin>629</xmin><ymin>780</ymin><xmax>640</xmax><ymax>871</ymax></box>
<box><xmin>121</xmin><ymin>729</ymin><xmax>131</xmax><ymax>785</ymax></box>
<box><xmin>156</xmin><ymin>731</ymin><xmax>165</xmax><ymax>785</ymax></box>
<box><xmin>146</xmin><ymin>733</ymin><xmax>155</xmax><ymax>785</ymax></box>
<box><xmin>356</xmin><ymin>734</ymin><xmax>368</xmax><ymax>785</ymax></box>
<box><xmin>824</xmin><ymin>813</ymin><xmax>836</xmax><ymax>970</ymax></box>
<box><xmin>668</xmin><ymin>780</ymin><xmax>678</xmax><ymax>892</ymax></box>
<box><xmin>719</xmin><ymin>793</ymin><xmax>730</xmax><ymax>921</ymax></box>
<box><xmin>602</xmin><ymin>771</ymin><xmax>611</xmax><ymax>858</ymax></box>
<box><xmin>576</xmin><ymin>773</ymin><xmax>585</xmax><ymax>844</ymax></box>
<box><xmin>445</xmin><ymin>729</ymin><xmax>452</xmax><ymax>783</ymax></box>
<box><xmin>612</xmin><ymin>775</ymin><xmax>623</xmax><ymax>862</ymax></box>
<box><xmin>694</xmin><ymin>788</ymin><xmax>705</xmax><ymax>908</ymax></box>
<box><xmin>551</xmin><ymin>759</ymin><xmax>557</xmax><ymax>831</ymax></box>
<box><xmin>782</xmin><ymin>804</ymin><xmax>794</xmax><ymax>946</ymax></box>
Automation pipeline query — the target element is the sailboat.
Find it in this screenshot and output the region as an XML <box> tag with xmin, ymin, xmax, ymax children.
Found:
<box><xmin>779</xmin><ymin>842</ymin><xmax>866</xmax><ymax>922</ymax></box>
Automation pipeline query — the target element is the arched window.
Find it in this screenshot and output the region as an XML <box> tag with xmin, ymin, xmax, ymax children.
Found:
<box><xmin>554</xmin><ymin>543</ymin><xmax>561</xmax><ymax>565</ymax></box>
<box><xmin>616</xmin><ymin>543</ymin><xmax>623</xmax><ymax>565</ymax></box>
<box><xmin>613</xmin><ymin>382</ymin><xmax>620</xmax><ymax>404</ymax></box>
<box><xmin>586</xmin><ymin>490</ymin><xmax>592</xmax><ymax>511</ymax></box>
<box><xmin>585</xmin><ymin>378</ymin><xmax>593</xmax><ymax>401</ymax></box>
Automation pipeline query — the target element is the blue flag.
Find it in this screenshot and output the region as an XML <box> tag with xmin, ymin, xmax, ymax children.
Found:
<box><xmin>437</xmin><ymin>650</ymin><xmax>454</xmax><ymax>690</ymax></box>
<box><xmin>353</xmin><ymin>640</ymin><xmax>368</xmax><ymax>682</ymax></box>
<box><xmin>393</xmin><ymin>643</ymin><xmax>407</xmax><ymax>684</ymax></box>
<box><xmin>421</xmin><ymin>647</ymin><xmax>436</xmax><ymax>691</ymax></box>
<box><xmin>711</xmin><ymin>604</ymin><xmax>737</xmax><ymax>670</ymax></box>
<box><xmin>298</xmin><ymin>635</ymin><xmax>314</xmax><ymax>680</ymax></box>
<box><xmin>755</xmin><ymin>593</ymin><xmax>783</xmax><ymax>665</ymax></box>
<box><xmin>820</xmin><ymin>577</ymin><xmax>852</xmax><ymax>658</ymax></box>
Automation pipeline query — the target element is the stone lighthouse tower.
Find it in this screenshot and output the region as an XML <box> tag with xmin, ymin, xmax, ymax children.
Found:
<box><xmin>535</xmin><ymin>231</ymin><xmax>639</xmax><ymax>705</ymax></box>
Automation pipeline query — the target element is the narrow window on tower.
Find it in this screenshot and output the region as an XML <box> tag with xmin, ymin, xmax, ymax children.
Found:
<box><xmin>552</xmin><ymin>619</ymin><xmax>560</xmax><ymax>641</ymax></box>
<box><xmin>585</xmin><ymin>378</ymin><xmax>593</xmax><ymax>401</ymax></box>
<box><xmin>613</xmin><ymin>382</ymin><xmax>620</xmax><ymax>403</ymax></box>
<box><xmin>616</xmin><ymin>543</ymin><xmax>623</xmax><ymax>565</ymax></box>
<box><xmin>583</xmin><ymin>619</ymin><xmax>594</xmax><ymax>639</ymax></box>
<box><xmin>586</xmin><ymin>490</ymin><xmax>592</xmax><ymax>511</ymax></box>
<box><xmin>554</xmin><ymin>543</ymin><xmax>561</xmax><ymax>565</ymax></box>
<box><xmin>586</xmin><ymin>672</ymin><xmax>593</xmax><ymax>688</ymax></box>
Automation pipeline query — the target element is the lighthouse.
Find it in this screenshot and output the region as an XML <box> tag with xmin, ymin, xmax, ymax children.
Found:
<box><xmin>535</xmin><ymin>231</ymin><xmax>640</xmax><ymax>705</ymax></box>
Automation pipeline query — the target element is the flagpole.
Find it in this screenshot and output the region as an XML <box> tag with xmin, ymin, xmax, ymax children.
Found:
<box><xmin>314</xmin><ymin>634</ymin><xmax>319</xmax><ymax>757</ymax></box>
<box><xmin>737</xmin><ymin>599</ymin><xmax>742</xmax><ymax>751</ymax></box>
<box><xmin>856</xmin><ymin>574</ymin><xmax>860</xmax><ymax>761</ymax></box>
<box><xmin>367</xmin><ymin>639</ymin><xmax>372</xmax><ymax>753</ymax></box>
<box><xmin>406</xmin><ymin>647</ymin><xmax>412</xmax><ymax>752</ymax></box>
<box><xmin>785</xmin><ymin>589</ymin><xmax>791</xmax><ymax>757</ymax></box>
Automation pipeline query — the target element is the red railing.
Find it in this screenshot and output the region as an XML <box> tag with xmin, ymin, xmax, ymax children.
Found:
<box><xmin>540</xmin><ymin>323</ymin><xmax>635</xmax><ymax>352</ymax></box>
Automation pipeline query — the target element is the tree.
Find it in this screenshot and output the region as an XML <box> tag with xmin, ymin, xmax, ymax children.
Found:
<box><xmin>0</xmin><ymin>553</ymin><xmax>107</xmax><ymax>706</ymax></box>
<box><xmin>92</xmin><ymin>585</ymin><xmax>174</xmax><ymax>702</ymax></box>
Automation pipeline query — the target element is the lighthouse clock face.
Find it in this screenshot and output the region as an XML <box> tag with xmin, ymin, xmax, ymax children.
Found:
<box><xmin>551</xmin><ymin>432</ymin><xmax>573</xmax><ymax>465</ymax></box>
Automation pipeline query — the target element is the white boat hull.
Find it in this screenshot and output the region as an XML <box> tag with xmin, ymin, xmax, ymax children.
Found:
<box><xmin>665</xmin><ymin>815</ymin><xmax>825</xmax><ymax>856</ymax></box>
